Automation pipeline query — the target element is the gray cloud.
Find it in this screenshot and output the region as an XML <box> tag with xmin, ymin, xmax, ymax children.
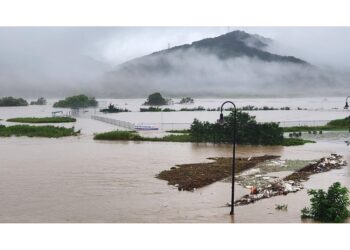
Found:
<box><xmin>0</xmin><ymin>27</ymin><xmax>350</xmax><ymax>97</ymax></box>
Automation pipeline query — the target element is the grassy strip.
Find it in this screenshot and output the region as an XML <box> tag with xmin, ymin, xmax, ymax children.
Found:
<box><xmin>0</xmin><ymin>124</ymin><xmax>79</xmax><ymax>138</ymax></box>
<box><xmin>283</xmin><ymin>116</ymin><xmax>350</xmax><ymax>132</ymax></box>
<box><xmin>157</xmin><ymin>155</ymin><xmax>279</xmax><ymax>191</ymax></box>
<box><xmin>7</xmin><ymin>117</ymin><xmax>76</xmax><ymax>123</ymax></box>
<box><xmin>282</xmin><ymin>138</ymin><xmax>315</xmax><ymax>146</ymax></box>
<box><xmin>165</xmin><ymin>129</ymin><xmax>190</xmax><ymax>133</ymax></box>
<box><xmin>94</xmin><ymin>130</ymin><xmax>313</xmax><ymax>146</ymax></box>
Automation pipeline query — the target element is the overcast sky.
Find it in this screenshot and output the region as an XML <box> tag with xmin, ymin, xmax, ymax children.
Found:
<box><xmin>1</xmin><ymin>27</ymin><xmax>350</xmax><ymax>97</ymax></box>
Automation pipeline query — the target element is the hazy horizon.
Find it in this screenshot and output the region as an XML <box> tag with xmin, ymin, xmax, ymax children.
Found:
<box><xmin>1</xmin><ymin>27</ymin><xmax>350</xmax><ymax>98</ymax></box>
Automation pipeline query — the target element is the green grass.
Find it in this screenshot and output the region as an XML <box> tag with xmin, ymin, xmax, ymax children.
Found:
<box><xmin>93</xmin><ymin>130</ymin><xmax>143</xmax><ymax>140</ymax></box>
<box><xmin>94</xmin><ymin>130</ymin><xmax>313</xmax><ymax>146</ymax></box>
<box><xmin>7</xmin><ymin>117</ymin><xmax>76</xmax><ymax>123</ymax></box>
<box><xmin>0</xmin><ymin>124</ymin><xmax>79</xmax><ymax>138</ymax></box>
<box><xmin>283</xmin><ymin>116</ymin><xmax>350</xmax><ymax>132</ymax></box>
<box><xmin>165</xmin><ymin>129</ymin><xmax>190</xmax><ymax>134</ymax></box>
<box><xmin>93</xmin><ymin>130</ymin><xmax>192</xmax><ymax>142</ymax></box>
<box><xmin>282</xmin><ymin>138</ymin><xmax>315</xmax><ymax>146</ymax></box>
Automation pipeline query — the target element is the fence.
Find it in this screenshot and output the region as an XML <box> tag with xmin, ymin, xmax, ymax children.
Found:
<box><xmin>278</xmin><ymin>120</ymin><xmax>331</xmax><ymax>127</ymax></box>
<box><xmin>91</xmin><ymin>115</ymin><xmax>135</xmax><ymax>130</ymax></box>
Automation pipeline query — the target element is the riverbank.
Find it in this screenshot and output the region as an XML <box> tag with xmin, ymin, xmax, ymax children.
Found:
<box><xmin>157</xmin><ymin>155</ymin><xmax>279</xmax><ymax>191</ymax></box>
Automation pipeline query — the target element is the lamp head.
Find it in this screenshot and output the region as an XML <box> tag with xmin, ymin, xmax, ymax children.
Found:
<box><xmin>218</xmin><ymin>112</ymin><xmax>225</xmax><ymax>125</ymax></box>
<box><xmin>345</xmin><ymin>101</ymin><xmax>349</xmax><ymax>109</ymax></box>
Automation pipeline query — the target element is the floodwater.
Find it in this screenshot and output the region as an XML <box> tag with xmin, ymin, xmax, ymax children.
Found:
<box><xmin>0</xmin><ymin>98</ymin><xmax>350</xmax><ymax>222</ymax></box>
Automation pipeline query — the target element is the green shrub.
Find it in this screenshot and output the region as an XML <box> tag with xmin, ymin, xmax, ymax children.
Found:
<box><xmin>301</xmin><ymin>182</ymin><xmax>350</xmax><ymax>223</ymax></box>
<box><xmin>189</xmin><ymin>111</ymin><xmax>284</xmax><ymax>145</ymax></box>
<box><xmin>7</xmin><ymin>117</ymin><xmax>76</xmax><ymax>123</ymax></box>
<box><xmin>94</xmin><ymin>131</ymin><xmax>142</xmax><ymax>140</ymax></box>
<box><xmin>144</xmin><ymin>92</ymin><xmax>168</xmax><ymax>106</ymax></box>
<box><xmin>0</xmin><ymin>97</ymin><xmax>28</xmax><ymax>106</ymax></box>
<box><xmin>53</xmin><ymin>94</ymin><xmax>98</xmax><ymax>108</ymax></box>
<box><xmin>0</xmin><ymin>125</ymin><xmax>79</xmax><ymax>138</ymax></box>
<box><xmin>30</xmin><ymin>97</ymin><xmax>47</xmax><ymax>105</ymax></box>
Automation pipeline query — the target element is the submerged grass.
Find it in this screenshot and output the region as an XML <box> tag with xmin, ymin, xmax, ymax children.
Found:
<box><xmin>283</xmin><ymin>116</ymin><xmax>350</xmax><ymax>132</ymax></box>
<box><xmin>0</xmin><ymin>124</ymin><xmax>79</xmax><ymax>138</ymax></box>
<box><xmin>7</xmin><ymin>117</ymin><xmax>76</xmax><ymax>123</ymax></box>
<box><xmin>94</xmin><ymin>130</ymin><xmax>313</xmax><ymax>146</ymax></box>
<box><xmin>282</xmin><ymin>138</ymin><xmax>315</xmax><ymax>146</ymax></box>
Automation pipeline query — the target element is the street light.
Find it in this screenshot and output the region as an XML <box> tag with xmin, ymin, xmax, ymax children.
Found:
<box><xmin>218</xmin><ymin>101</ymin><xmax>237</xmax><ymax>215</ymax></box>
<box><xmin>345</xmin><ymin>96</ymin><xmax>350</xmax><ymax>109</ymax></box>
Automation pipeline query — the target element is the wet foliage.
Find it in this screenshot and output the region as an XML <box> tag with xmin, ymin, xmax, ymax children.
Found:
<box><xmin>0</xmin><ymin>96</ymin><xmax>28</xmax><ymax>107</ymax></box>
<box><xmin>144</xmin><ymin>92</ymin><xmax>168</xmax><ymax>106</ymax></box>
<box><xmin>0</xmin><ymin>124</ymin><xmax>79</xmax><ymax>138</ymax></box>
<box><xmin>189</xmin><ymin>111</ymin><xmax>284</xmax><ymax>145</ymax></box>
<box><xmin>30</xmin><ymin>97</ymin><xmax>47</xmax><ymax>105</ymax></box>
<box><xmin>53</xmin><ymin>94</ymin><xmax>98</xmax><ymax>108</ymax></box>
<box><xmin>7</xmin><ymin>117</ymin><xmax>76</xmax><ymax>123</ymax></box>
<box><xmin>301</xmin><ymin>182</ymin><xmax>350</xmax><ymax>223</ymax></box>
<box><xmin>100</xmin><ymin>104</ymin><xmax>129</xmax><ymax>113</ymax></box>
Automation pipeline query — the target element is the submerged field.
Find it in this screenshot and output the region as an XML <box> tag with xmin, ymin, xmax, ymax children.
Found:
<box><xmin>0</xmin><ymin>124</ymin><xmax>79</xmax><ymax>138</ymax></box>
<box><xmin>7</xmin><ymin>117</ymin><xmax>76</xmax><ymax>123</ymax></box>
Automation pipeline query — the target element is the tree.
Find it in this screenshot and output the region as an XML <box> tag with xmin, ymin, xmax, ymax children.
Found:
<box><xmin>144</xmin><ymin>92</ymin><xmax>167</xmax><ymax>106</ymax></box>
<box><xmin>301</xmin><ymin>182</ymin><xmax>350</xmax><ymax>223</ymax></box>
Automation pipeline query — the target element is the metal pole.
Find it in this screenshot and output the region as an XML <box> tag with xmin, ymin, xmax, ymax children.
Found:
<box><xmin>219</xmin><ymin>101</ymin><xmax>237</xmax><ymax>215</ymax></box>
<box><xmin>230</xmin><ymin>109</ymin><xmax>237</xmax><ymax>215</ymax></box>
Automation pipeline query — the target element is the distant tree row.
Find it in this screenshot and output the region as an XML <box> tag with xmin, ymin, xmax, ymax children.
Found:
<box><xmin>53</xmin><ymin>94</ymin><xmax>98</xmax><ymax>108</ymax></box>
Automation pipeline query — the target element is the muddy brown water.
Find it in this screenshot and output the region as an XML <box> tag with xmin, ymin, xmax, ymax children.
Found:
<box><xmin>1</xmin><ymin>99</ymin><xmax>350</xmax><ymax>222</ymax></box>
<box><xmin>0</xmin><ymin>136</ymin><xmax>349</xmax><ymax>222</ymax></box>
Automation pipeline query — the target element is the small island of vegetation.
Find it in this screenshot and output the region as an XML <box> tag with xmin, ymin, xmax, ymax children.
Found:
<box><xmin>178</xmin><ymin>97</ymin><xmax>194</xmax><ymax>104</ymax></box>
<box><xmin>30</xmin><ymin>97</ymin><xmax>47</xmax><ymax>105</ymax></box>
<box><xmin>7</xmin><ymin>117</ymin><xmax>76</xmax><ymax>123</ymax></box>
<box><xmin>284</xmin><ymin>116</ymin><xmax>350</xmax><ymax>133</ymax></box>
<box><xmin>53</xmin><ymin>94</ymin><xmax>98</xmax><ymax>108</ymax></box>
<box><xmin>0</xmin><ymin>124</ymin><xmax>79</xmax><ymax>138</ymax></box>
<box><xmin>94</xmin><ymin>111</ymin><xmax>313</xmax><ymax>146</ymax></box>
<box><xmin>0</xmin><ymin>97</ymin><xmax>28</xmax><ymax>107</ymax></box>
<box><xmin>143</xmin><ymin>92</ymin><xmax>169</xmax><ymax>106</ymax></box>
<box><xmin>100</xmin><ymin>104</ymin><xmax>130</xmax><ymax>113</ymax></box>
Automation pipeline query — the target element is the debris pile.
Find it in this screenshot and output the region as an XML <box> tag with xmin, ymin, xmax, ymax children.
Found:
<box><xmin>235</xmin><ymin>154</ymin><xmax>347</xmax><ymax>206</ymax></box>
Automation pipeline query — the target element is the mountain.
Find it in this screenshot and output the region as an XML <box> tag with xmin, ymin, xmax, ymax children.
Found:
<box><xmin>101</xmin><ymin>31</ymin><xmax>349</xmax><ymax>97</ymax></box>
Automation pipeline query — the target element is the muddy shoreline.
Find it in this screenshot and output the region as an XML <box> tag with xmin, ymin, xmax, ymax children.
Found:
<box><xmin>234</xmin><ymin>154</ymin><xmax>347</xmax><ymax>206</ymax></box>
<box><xmin>157</xmin><ymin>155</ymin><xmax>279</xmax><ymax>191</ymax></box>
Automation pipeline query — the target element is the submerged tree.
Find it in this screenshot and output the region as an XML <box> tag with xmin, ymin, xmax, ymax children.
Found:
<box><xmin>189</xmin><ymin>111</ymin><xmax>283</xmax><ymax>145</ymax></box>
<box><xmin>144</xmin><ymin>92</ymin><xmax>168</xmax><ymax>106</ymax></box>
<box><xmin>301</xmin><ymin>182</ymin><xmax>350</xmax><ymax>223</ymax></box>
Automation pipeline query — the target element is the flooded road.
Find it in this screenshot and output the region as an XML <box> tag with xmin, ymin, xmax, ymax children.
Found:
<box><xmin>0</xmin><ymin>98</ymin><xmax>350</xmax><ymax>222</ymax></box>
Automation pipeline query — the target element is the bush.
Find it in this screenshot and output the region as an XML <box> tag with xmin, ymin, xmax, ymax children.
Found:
<box><xmin>0</xmin><ymin>125</ymin><xmax>79</xmax><ymax>138</ymax></box>
<box><xmin>189</xmin><ymin>111</ymin><xmax>284</xmax><ymax>145</ymax></box>
<box><xmin>30</xmin><ymin>97</ymin><xmax>47</xmax><ymax>105</ymax></box>
<box><xmin>53</xmin><ymin>94</ymin><xmax>98</xmax><ymax>108</ymax></box>
<box><xmin>7</xmin><ymin>117</ymin><xmax>76</xmax><ymax>123</ymax></box>
<box><xmin>0</xmin><ymin>97</ymin><xmax>28</xmax><ymax>106</ymax></box>
<box><xmin>144</xmin><ymin>92</ymin><xmax>168</xmax><ymax>106</ymax></box>
<box><xmin>301</xmin><ymin>182</ymin><xmax>350</xmax><ymax>223</ymax></box>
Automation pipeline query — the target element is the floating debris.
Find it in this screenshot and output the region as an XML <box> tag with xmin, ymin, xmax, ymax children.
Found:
<box><xmin>275</xmin><ymin>204</ymin><xmax>288</xmax><ymax>210</ymax></box>
<box><xmin>235</xmin><ymin>154</ymin><xmax>347</xmax><ymax>206</ymax></box>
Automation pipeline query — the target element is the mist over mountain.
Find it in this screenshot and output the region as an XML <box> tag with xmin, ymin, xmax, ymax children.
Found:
<box><xmin>102</xmin><ymin>30</ymin><xmax>348</xmax><ymax>97</ymax></box>
<box><xmin>1</xmin><ymin>28</ymin><xmax>350</xmax><ymax>98</ymax></box>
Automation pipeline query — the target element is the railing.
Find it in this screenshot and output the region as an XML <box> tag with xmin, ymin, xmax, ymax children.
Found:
<box><xmin>278</xmin><ymin>120</ymin><xmax>331</xmax><ymax>127</ymax></box>
<box><xmin>91</xmin><ymin>115</ymin><xmax>135</xmax><ymax>130</ymax></box>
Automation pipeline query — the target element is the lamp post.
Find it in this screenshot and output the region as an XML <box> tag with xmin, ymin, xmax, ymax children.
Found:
<box><xmin>218</xmin><ymin>101</ymin><xmax>237</xmax><ymax>215</ymax></box>
<box><xmin>345</xmin><ymin>96</ymin><xmax>350</xmax><ymax>109</ymax></box>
